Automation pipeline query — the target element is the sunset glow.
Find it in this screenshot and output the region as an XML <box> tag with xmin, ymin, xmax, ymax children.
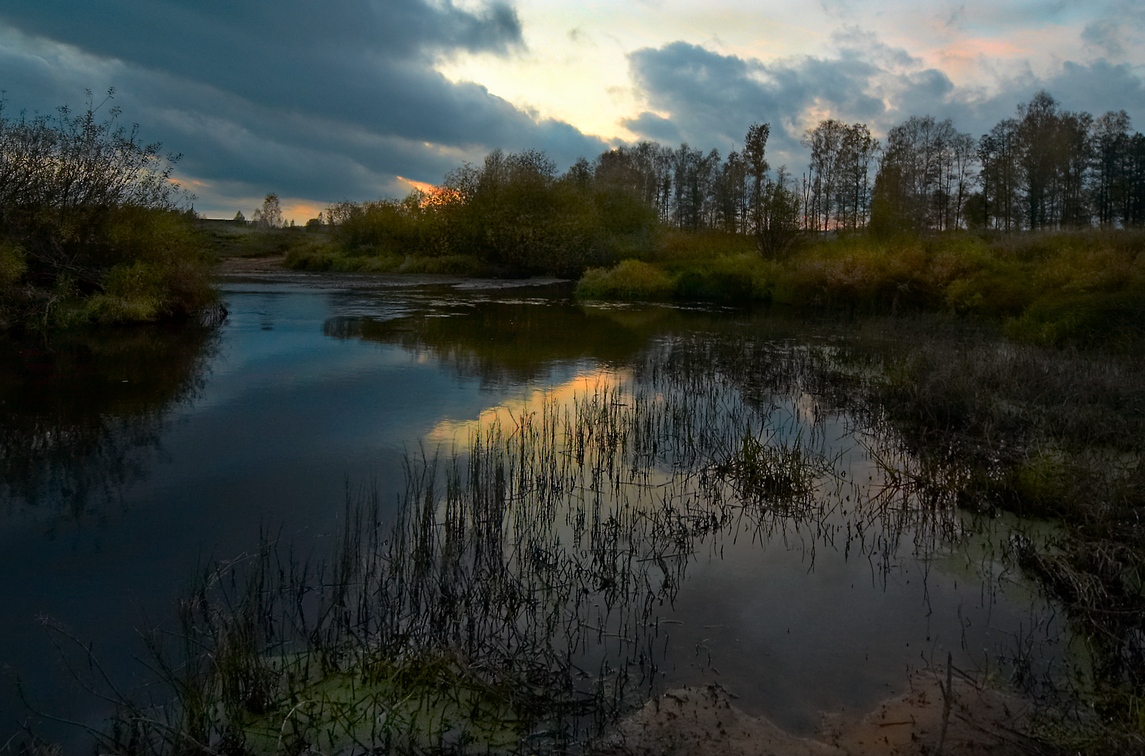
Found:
<box><xmin>0</xmin><ymin>1</ymin><xmax>1139</xmax><ymax>219</ymax></box>
<box><xmin>396</xmin><ymin>176</ymin><xmax>438</xmax><ymax>195</ymax></box>
<box><xmin>425</xmin><ymin>368</ymin><xmax>631</xmax><ymax>448</ymax></box>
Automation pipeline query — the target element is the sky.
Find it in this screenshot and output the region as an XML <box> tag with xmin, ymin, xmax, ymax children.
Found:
<box><xmin>1</xmin><ymin>0</ymin><xmax>1144</xmax><ymax>222</ymax></box>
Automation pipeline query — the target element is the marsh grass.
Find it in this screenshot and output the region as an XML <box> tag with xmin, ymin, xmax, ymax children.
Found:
<box><xmin>67</xmin><ymin>334</ymin><xmax>1020</xmax><ymax>755</ymax></box>
<box><xmin>575</xmin><ymin>261</ymin><xmax>675</xmax><ymax>301</ymax></box>
<box><xmin>20</xmin><ymin>311</ymin><xmax>1125</xmax><ymax>752</ymax></box>
<box><xmin>829</xmin><ymin>318</ymin><xmax>1145</xmax><ymax>750</ymax></box>
<box><xmin>573</xmin><ymin>229</ymin><xmax>1145</xmax><ymax>347</ymax></box>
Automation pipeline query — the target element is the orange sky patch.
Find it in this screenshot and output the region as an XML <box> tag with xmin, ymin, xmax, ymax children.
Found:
<box><xmin>925</xmin><ymin>30</ymin><xmax>1065</xmax><ymax>84</ymax></box>
<box><xmin>284</xmin><ymin>201</ymin><xmax>322</xmax><ymax>223</ymax></box>
<box><xmin>396</xmin><ymin>175</ymin><xmax>438</xmax><ymax>194</ymax></box>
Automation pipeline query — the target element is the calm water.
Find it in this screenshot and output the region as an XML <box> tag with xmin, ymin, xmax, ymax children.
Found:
<box><xmin>0</xmin><ymin>273</ymin><xmax>1062</xmax><ymax>747</ymax></box>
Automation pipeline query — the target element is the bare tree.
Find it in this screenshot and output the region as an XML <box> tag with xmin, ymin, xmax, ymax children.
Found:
<box><xmin>0</xmin><ymin>89</ymin><xmax>189</xmax><ymax>286</ymax></box>
<box><xmin>978</xmin><ymin>119</ymin><xmax>1020</xmax><ymax>230</ymax></box>
<box><xmin>253</xmin><ymin>193</ymin><xmax>284</xmax><ymax>228</ymax></box>
<box><xmin>803</xmin><ymin>120</ymin><xmax>848</xmax><ymax>231</ymax></box>
<box><xmin>1092</xmin><ymin>111</ymin><xmax>1131</xmax><ymax>227</ymax></box>
<box><xmin>873</xmin><ymin>115</ymin><xmax>972</xmax><ymax>232</ymax></box>
<box><xmin>744</xmin><ymin>123</ymin><xmax>770</xmax><ymax>234</ymax></box>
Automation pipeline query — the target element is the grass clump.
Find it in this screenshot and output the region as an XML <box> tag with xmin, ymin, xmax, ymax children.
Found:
<box><xmin>576</xmin><ymin>260</ymin><xmax>674</xmax><ymax>301</ymax></box>
<box><xmin>573</xmin><ymin>227</ymin><xmax>1145</xmax><ymax>345</ymax></box>
<box><xmin>281</xmin><ymin>237</ymin><xmax>356</xmax><ymax>271</ymax></box>
<box><xmin>772</xmin><ymin>234</ymin><xmax>933</xmax><ymax>312</ymax></box>
<box><xmin>284</xmin><ymin>244</ymin><xmax>493</xmax><ymax>276</ymax></box>
<box><xmin>777</xmin><ymin>229</ymin><xmax>1145</xmax><ymax>345</ymax></box>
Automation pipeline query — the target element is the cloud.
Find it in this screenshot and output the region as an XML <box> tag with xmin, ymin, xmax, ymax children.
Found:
<box><xmin>1079</xmin><ymin>0</ymin><xmax>1145</xmax><ymax>62</ymax></box>
<box><xmin>1082</xmin><ymin>20</ymin><xmax>1125</xmax><ymax>58</ymax></box>
<box><xmin>0</xmin><ymin>1</ymin><xmax>606</xmax><ymax>217</ymax></box>
<box><xmin>620</xmin><ymin>112</ymin><xmax>681</xmax><ymax>143</ymax></box>
<box><xmin>625</xmin><ymin>31</ymin><xmax>1145</xmax><ymax>172</ymax></box>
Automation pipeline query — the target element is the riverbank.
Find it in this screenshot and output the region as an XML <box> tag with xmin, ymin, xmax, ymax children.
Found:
<box><xmin>213</xmin><ymin>225</ymin><xmax>1145</xmax><ymax>350</ymax></box>
<box><xmin>213</xmin><ymin>252</ymin><xmax>289</xmax><ymax>275</ymax></box>
<box><xmin>600</xmin><ymin>673</ymin><xmax>1032</xmax><ymax>756</ymax></box>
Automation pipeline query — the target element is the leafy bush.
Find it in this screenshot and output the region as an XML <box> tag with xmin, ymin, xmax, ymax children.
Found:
<box><xmin>654</xmin><ymin>230</ymin><xmax>755</xmax><ymax>263</ymax></box>
<box><xmin>773</xmin><ymin>235</ymin><xmax>931</xmax><ymax>311</ymax></box>
<box><xmin>0</xmin><ymin>93</ymin><xmax>215</xmax><ymax>330</ymax></box>
<box><xmin>1006</xmin><ymin>290</ymin><xmax>1145</xmax><ymax>346</ymax></box>
<box><xmin>283</xmin><ymin>239</ymin><xmax>346</xmax><ymax>271</ymax></box>
<box><xmin>317</xmin><ymin>150</ymin><xmax>661</xmax><ymax>278</ymax></box>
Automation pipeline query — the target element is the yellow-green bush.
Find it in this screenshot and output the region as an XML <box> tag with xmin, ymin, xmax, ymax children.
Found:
<box><xmin>670</xmin><ymin>254</ymin><xmax>775</xmax><ymax>302</ymax></box>
<box><xmin>774</xmin><ymin>236</ymin><xmax>931</xmax><ymax>310</ymax></box>
<box><xmin>576</xmin><ymin>260</ymin><xmax>675</xmax><ymax>301</ymax></box>
<box><xmin>654</xmin><ymin>230</ymin><xmax>756</xmax><ymax>263</ymax></box>
<box><xmin>83</xmin><ymin>259</ymin><xmax>199</xmax><ymax>324</ymax></box>
<box><xmin>577</xmin><ymin>232</ymin><xmax>775</xmax><ymax>304</ymax></box>
<box><xmin>283</xmin><ymin>240</ymin><xmax>346</xmax><ymax>271</ymax></box>
<box><xmin>0</xmin><ymin>241</ymin><xmax>27</xmax><ymax>288</ymax></box>
<box><xmin>1006</xmin><ymin>290</ymin><xmax>1145</xmax><ymax>346</ymax></box>
<box><xmin>1</xmin><ymin>208</ymin><xmax>216</xmax><ymax>330</ymax></box>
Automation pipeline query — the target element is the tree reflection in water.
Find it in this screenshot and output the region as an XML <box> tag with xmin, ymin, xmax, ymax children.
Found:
<box><xmin>0</xmin><ymin>325</ymin><xmax>219</xmax><ymax>524</ymax></box>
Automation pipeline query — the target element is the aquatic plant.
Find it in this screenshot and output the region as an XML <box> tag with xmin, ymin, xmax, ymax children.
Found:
<box><xmin>830</xmin><ymin>317</ymin><xmax>1145</xmax><ymax>750</ymax></box>
<box><xmin>84</xmin><ymin>337</ymin><xmax>995</xmax><ymax>755</ymax></box>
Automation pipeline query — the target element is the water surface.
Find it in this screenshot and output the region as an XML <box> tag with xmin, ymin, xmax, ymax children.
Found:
<box><xmin>0</xmin><ymin>273</ymin><xmax>1062</xmax><ymax>746</ymax></box>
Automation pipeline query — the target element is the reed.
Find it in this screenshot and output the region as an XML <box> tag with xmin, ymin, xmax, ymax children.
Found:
<box><xmin>85</xmin><ymin>336</ymin><xmax>987</xmax><ymax>755</ymax></box>
<box><xmin>831</xmin><ymin>317</ymin><xmax>1145</xmax><ymax>750</ymax></box>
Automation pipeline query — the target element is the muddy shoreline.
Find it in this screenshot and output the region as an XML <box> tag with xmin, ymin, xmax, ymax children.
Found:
<box><xmin>600</xmin><ymin>671</ymin><xmax>1033</xmax><ymax>755</ymax></box>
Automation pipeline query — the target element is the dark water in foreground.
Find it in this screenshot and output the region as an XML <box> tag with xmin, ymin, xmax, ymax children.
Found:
<box><xmin>0</xmin><ymin>274</ymin><xmax>1063</xmax><ymax>748</ymax></box>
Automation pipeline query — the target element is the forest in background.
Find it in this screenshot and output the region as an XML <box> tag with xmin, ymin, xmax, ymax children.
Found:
<box><xmin>256</xmin><ymin>90</ymin><xmax>1145</xmax><ymax>347</ymax></box>
<box><xmin>2</xmin><ymin>87</ymin><xmax>1144</xmax><ymax>339</ymax></box>
<box><xmin>279</xmin><ymin>89</ymin><xmax>1145</xmax><ymax>258</ymax></box>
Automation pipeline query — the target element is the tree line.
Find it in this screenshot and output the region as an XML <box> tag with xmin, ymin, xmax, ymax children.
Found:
<box><xmin>309</xmin><ymin>89</ymin><xmax>1145</xmax><ymax>277</ymax></box>
<box><xmin>583</xmin><ymin>89</ymin><xmax>1145</xmax><ymax>236</ymax></box>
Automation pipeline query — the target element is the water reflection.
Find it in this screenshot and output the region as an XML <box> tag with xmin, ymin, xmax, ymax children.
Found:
<box><xmin>425</xmin><ymin>368</ymin><xmax>630</xmax><ymax>447</ymax></box>
<box><xmin>322</xmin><ymin>300</ymin><xmax>717</xmax><ymax>385</ymax></box>
<box><xmin>0</xmin><ymin>325</ymin><xmax>218</xmax><ymax>524</ymax></box>
<box><xmin>0</xmin><ymin>281</ymin><xmax>1068</xmax><ymax>752</ymax></box>
<box><xmin>311</xmin><ymin>301</ymin><xmax>1065</xmax><ymax>735</ymax></box>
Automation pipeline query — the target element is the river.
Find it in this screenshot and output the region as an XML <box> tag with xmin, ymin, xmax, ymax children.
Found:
<box><xmin>0</xmin><ymin>273</ymin><xmax>1064</xmax><ymax>751</ymax></box>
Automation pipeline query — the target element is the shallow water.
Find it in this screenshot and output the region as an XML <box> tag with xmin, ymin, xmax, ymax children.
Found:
<box><xmin>0</xmin><ymin>273</ymin><xmax>1063</xmax><ymax>747</ymax></box>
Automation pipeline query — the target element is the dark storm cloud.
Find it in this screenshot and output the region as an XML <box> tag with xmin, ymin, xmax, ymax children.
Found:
<box><xmin>626</xmin><ymin>33</ymin><xmax>1145</xmax><ymax>172</ymax></box>
<box><xmin>969</xmin><ymin>59</ymin><xmax>1145</xmax><ymax>132</ymax></box>
<box><xmin>0</xmin><ymin>1</ymin><xmax>606</xmax><ymax>215</ymax></box>
<box><xmin>620</xmin><ymin>112</ymin><xmax>681</xmax><ymax>143</ymax></box>
<box><xmin>627</xmin><ymin>39</ymin><xmax>905</xmax><ymax>166</ymax></box>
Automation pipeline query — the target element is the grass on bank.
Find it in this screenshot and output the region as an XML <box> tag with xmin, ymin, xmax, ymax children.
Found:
<box><xmin>576</xmin><ymin>228</ymin><xmax>1145</xmax><ymax>346</ymax></box>
<box><xmin>835</xmin><ymin>317</ymin><xmax>1145</xmax><ymax>751</ymax></box>
<box><xmin>252</xmin><ymin>181</ymin><xmax>1145</xmax><ymax>349</ymax></box>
